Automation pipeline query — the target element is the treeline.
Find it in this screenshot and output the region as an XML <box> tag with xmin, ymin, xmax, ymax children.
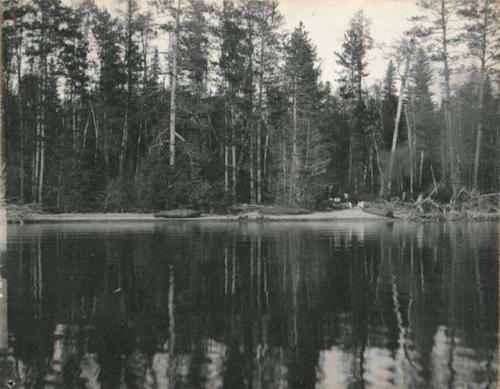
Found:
<box><xmin>2</xmin><ymin>0</ymin><xmax>499</xmax><ymax>212</ymax></box>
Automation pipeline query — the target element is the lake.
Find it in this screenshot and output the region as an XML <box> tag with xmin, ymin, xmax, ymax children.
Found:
<box><xmin>1</xmin><ymin>221</ymin><xmax>498</xmax><ymax>389</ymax></box>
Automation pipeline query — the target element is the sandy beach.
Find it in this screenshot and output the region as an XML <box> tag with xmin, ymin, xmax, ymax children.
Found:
<box><xmin>7</xmin><ymin>208</ymin><xmax>388</xmax><ymax>223</ymax></box>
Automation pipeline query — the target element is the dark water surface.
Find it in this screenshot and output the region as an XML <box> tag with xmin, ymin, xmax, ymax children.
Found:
<box><xmin>2</xmin><ymin>221</ymin><xmax>498</xmax><ymax>389</ymax></box>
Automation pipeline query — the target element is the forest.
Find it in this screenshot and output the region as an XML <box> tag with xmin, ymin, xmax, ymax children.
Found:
<box><xmin>2</xmin><ymin>0</ymin><xmax>499</xmax><ymax>213</ymax></box>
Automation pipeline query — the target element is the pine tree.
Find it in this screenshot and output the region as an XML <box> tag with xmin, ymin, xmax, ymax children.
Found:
<box><xmin>253</xmin><ymin>0</ymin><xmax>282</xmax><ymax>203</ymax></box>
<box><xmin>334</xmin><ymin>10</ymin><xmax>373</xmax><ymax>193</ymax></box>
<box><xmin>383</xmin><ymin>60</ymin><xmax>397</xmax><ymax>100</ymax></box>
<box><xmin>218</xmin><ymin>0</ymin><xmax>246</xmax><ymax>198</ymax></box>
<box><xmin>118</xmin><ymin>0</ymin><xmax>142</xmax><ymax>177</ymax></box>
<box><xmin>382</xmin><ymin>60</ymin><xmax>398</xmax><ymax>148</ymax></box>
<box><xmin>335</xmin><ymin>10</ymin><xmax>373</xmax><ymax>103</ymax></box>
<box><xmin>411</xmin><ymin>47</ymin><xmax>433</xmax><ymax>112</ymax></box>
<box><xmin>409</xmin><ymin>46</ymin><xmax>435</xmax><ymax>190</ymax></box>
<box><xmin>457</xmin><ymin>0</ymin><xmax>499</xmax><ymax>190</ymax></box>
<box><xmin>415</xmin><ymin>0</ymin><xmax>460</xmax><ymax>196</ymax></box>
<box><xmin>2</xmin><ymin>0</ymin><xmax>30</xmax><ymax>201</ymax></box>
<box><xmin>92</xmin><ymin>7</ymin><xmax>126</xmax><ymax>181</ymax></box>
<box><xmin>135</xmin><ymin>10</ymin><xmax>155</xmax><ymax>177</ymax></box>
<box><xmin>384</xmin><ymin>38</ymin><xmax>415</xmax><ymax>197</ymax></box>
<box><xmin>23</xmin><ymin>0</ymin><xmax>79</xmax><ymax>204</ymax></box>
<box><xmin>180</xmin><ymin>0</ymin><xmax>209</xmax><ymax>94</ymax></box>
<box><xmin>283</xmin><ymin>22</ymin><xmax>324</xmax><ymax>204</ymax></box>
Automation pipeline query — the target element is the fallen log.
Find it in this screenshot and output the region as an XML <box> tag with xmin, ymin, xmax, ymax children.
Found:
<box><xmin>229</xmin><ymin>204</ymin><xmax>311</xmax><ymax>215</ymax></box>
<box><xmin>259</xmin><ymin>205</ymin><xmax>311</xmax><ymax>215</ymax></box>
<box><xmin>154</xmin><ymin>209</ymin><xmax>202</xmax><ymax>218</ymax></box>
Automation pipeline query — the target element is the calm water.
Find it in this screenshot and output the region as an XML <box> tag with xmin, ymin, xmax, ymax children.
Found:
<box><xmin>1</xmin><ymin>221</ymin><xmax>498</xmax><ymax>389</ymax></box>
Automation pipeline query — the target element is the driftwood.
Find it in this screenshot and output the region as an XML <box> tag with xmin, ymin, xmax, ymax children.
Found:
<box><xmin>155</xmin><ymin>209</ymin><xmax>202</xmax><ymax>218</ymax></box>
<box><xmin>384</xmin><ymin>189</ymin><xmax>499</xmax><ymax>221</ymax></box>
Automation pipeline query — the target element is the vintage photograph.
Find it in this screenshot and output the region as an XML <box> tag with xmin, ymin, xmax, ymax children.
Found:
<box><xmin>0</xmin><ymin>0</ymin><xmax>498</xmax><ymax>387</ymax></box>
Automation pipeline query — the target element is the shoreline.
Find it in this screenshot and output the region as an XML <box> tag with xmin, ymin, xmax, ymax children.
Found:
<box><xmin>7</xmin><ymin>209</ymin><xmax>389</xmax><ymax>224</ymax></box>
<box><xmin>6</xmin><ymin>202</ymin><xmax>497</xmax><ymax>224</ymax></box>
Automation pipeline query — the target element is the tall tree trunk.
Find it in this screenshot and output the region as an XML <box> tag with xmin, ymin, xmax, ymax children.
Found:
<box><xmin>224</xmin><ymin>143</ymin><xmax>229</xmax><ymax>193</ymax></box>
<box><xmin>247</xmin><ymin>17</ymin><xmax>255</xmax><ymax>204</ymax></box>
<box><xmin>231</xmin><ymin>105</ymin><xmax>236</xmax><ymax>198</ymax></box>
<box><xmin>282</xmin><ymin>143</ymin><xmax>286</xmax><ymax>202</ymax></box>
<box><xmin>376</xmin><ymin>100</ymin><xmax>385</xmax><ymax>197</ymax></box>
<box><xmin>224</xmin><ymin>103</ymin><xmax>229</xmax><ymax>193</ymax></box>
<box><xmin>472</xmin><ymin>9</ymin><xmax>488</xmax><ymax>190</ymax></box>
<box><xmin>256</xmin><ymin>103</ymin><xmax>262</xmax><ymax>204</ymax></box>
<box><xmin>169</xmin><ymin>0</ymin><xmax>181</xmax><ymax>168</ymax></box>
<box><xmin>373</xmin><ymin>135</ymin><xmax>384</xmax><ymax>198</ymax></box>
<box><xmin>90</xmin><ymin>101</ymin><xmax>99</xmax><ymax>164</ymax></box>
<box><xmin>263</xmin><ymin>129</ymin><xmax>269</xmax><ymax>197</ymax></box>
<box><xmin>72</xmin><ymin>85</ymin><xmax>76</xmax><ymax>153</ymax></box>
<box><xmin>136</xmin><ymin>20</ymin><xmax>150</xmax><ymax>179</ymax></box>
<box><xmin>33</xmin><ymin>101</ymin><xmax>41</xmax><ymax>200</ymax></box>
<box><xmin>440</xmin><ymin>0</ymin><xmax>457</xmax><ymax>196</ymax></box>
<box><xmin>103</xmin><ymin>111</ymin><xmax>110</xmax><ymax>180</ymax></box>
<box><xmin>38</xmin><ymin>55</ymin><xmax>47</xmax><ymax>204</ymax></box>
<box><xmin>364</xmin><ymin>158</ymin><xmax>370</xmax><ymax>189</ymax></box>
<box><xmin>0</xmin><ymin>4</ymin><xmax>5</xmax><ymax>223</ymax></box>
<box><xmin>135</xmin><ymin>132</ymin><xmax>142</xmax><ymax>178</ymax></box>
<box><xmin>405</xmin><ymin>105</ymin><xmax>414</xmax><ymax>195</ymax></box>
<box><xmin>38</xmin><ymin>108</ymin><xmax>45</xmax><ymax>204</ymax></box>
<box><xmin>33</xmin><ymin>124</ymin><xmax>39</xmax><ymax>201</ymax></box>
<box><xmin>369</xmin><ymin>147</ymin><xmax>374</xmax><ymax>194</ymax></box>
<box><xmin>56</xmin><ymin>159</ymin><xmax>63</xmax><ymax>209</ymax></box>
<box><xmin>385</xmin><ymin>47</ymin><xmax>411</xmax><ymax>197</ymax></box>
<box><xmin>16</xmin><ymin>29</ymin><xmax>24</xmax><ymax>201</ymax></box>
<box><xmin>419</xmin><ymin>150</ymin><xmax>424</xmax><ymax>188</ymax></box>
<box><xmin>348</xmin><ymin>131</ymin><xmax>353</xmax><ymax>190</ymax></box>
<box><xmin>249</xmin><ymin>125</ymin><xmax>255</xmax><ymax>203</ymax></box>
<box><xmin>119</xmin><ymin>104</ymin><xmax>129</xmax><ymax>177</ymax></box>
<box><xmin>36</xmin><ymin>14</ymin><xmax>48</xmax><ymax>205</ymax></box>
<box><xmin>256</xmin><ymin>33</ymin><xmax>265</xmax><ymax>204</ymax></box>
<box><xmin>79</xmin><ymin>116</ymin><xmax>90</xmax><ymax>167</ymax></box>
<box><xmin>305</xmin><ymin>118</ymin><xmax>310</xmax><ymax>170</ymax></box>
<box><xmin>291</xmin><ymin>77</ymin><xmax>298</xmax><ymax>204</ymax></box>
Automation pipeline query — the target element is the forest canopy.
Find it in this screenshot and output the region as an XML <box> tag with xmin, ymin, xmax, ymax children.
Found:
<box><xmin>2</xmin><ymin>0</ymin><xmax>499</xmax><ymax>212</ymax></box>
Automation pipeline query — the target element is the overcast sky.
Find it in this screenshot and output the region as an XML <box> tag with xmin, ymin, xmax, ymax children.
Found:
<box><xmin>87</xmin><ymin>0</ymin><xmax>421</xmax><ymax>87</ymax></box>
<box><xmin>279</xmin><ymin>0</ymin><xmax>420</xmax><ymax>86</ymax></box>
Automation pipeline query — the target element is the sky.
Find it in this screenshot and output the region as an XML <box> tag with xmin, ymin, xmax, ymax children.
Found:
<box><xmin>86</xmin><ymin>0</ymin><xmax>421</xmax><ymax>87</ymax></box>
<box><xmin>278</xmin><ymin>0</ymin><xmax>419</xmax><ymax>85</ymax></box>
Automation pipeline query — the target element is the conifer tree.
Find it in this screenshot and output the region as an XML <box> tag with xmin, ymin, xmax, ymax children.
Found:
<box><xmin>409</xmin><ymin>46</ymin><xmax>435</xmax><ymax>189</ymax></box>
<box><xmin>334</xmin><ymin>10</ymin><xmax>373</xmax><ymax>193</ymax></box>
<box><xmin>382</xmin><ymin>60</ymin><xmax>398</xmax><ymax>148</ymax></box>
<box><xmin>414</xmin><ymin>0</ymin><xmax>460</xmax><ymax>195</ymax></box>
<box><xmin>383</xmin><ymin>60</ymin><xmax>397</xmax><ymax>100</ymax></box>
<box><xmin>283</xmin><ymin>22</ymin><xmax>324</xmax><ymax>204</ymax></box>
<box><xmin>457</xmin><ymin>0</ymin><xmax>499</xmax><ymax>190</ymax></box>
<box><xmin>218</xmin><ymin>0</ymin><xmax>246</xmax><ymax>198</ymax></box>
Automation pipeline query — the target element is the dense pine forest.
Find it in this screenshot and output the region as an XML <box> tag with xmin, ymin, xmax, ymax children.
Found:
<box><xmin>2</xmin><ymin>0</ymin><xmax>499</xmax><ymax>212</ymax></box>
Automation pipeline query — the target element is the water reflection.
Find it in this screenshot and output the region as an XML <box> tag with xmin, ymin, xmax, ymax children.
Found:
<box><xmin>4</xmin><ymin>222</ymin><xmax>498</xmax><ymax>389</ymax></box>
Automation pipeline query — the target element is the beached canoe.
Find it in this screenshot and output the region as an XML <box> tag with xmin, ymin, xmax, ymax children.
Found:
<box><xmin>362</xmin><ymin>207</ymin><xmax>394</xmax><ymax>218</ymax></box>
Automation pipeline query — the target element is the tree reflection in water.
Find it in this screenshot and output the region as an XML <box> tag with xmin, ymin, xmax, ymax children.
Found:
<box><xmin>4</xmin><ymin>221</ymin><xmax>498</xmax><ymax>389</ymax></box>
